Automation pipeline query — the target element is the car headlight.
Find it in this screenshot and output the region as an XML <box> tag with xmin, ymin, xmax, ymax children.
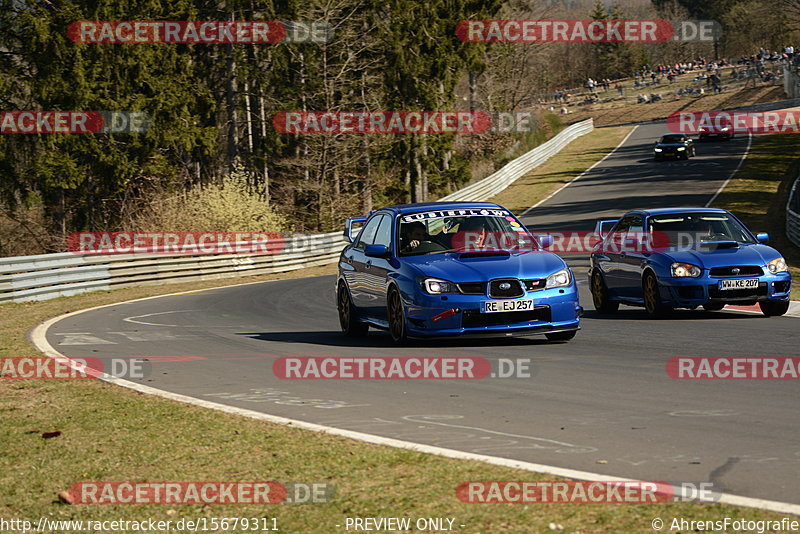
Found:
<box><xmin>767</xmin><ymin>257</ymin><xmax>788</xmax><ymax>273</ymax></box>
<box><xmin>671</xmin><ymin>262</ymin><xmax>702</xmax><ymax>277</ymax></box>
<box><xmin>420</xmin><ymin>278</ymin><xmax>458</xmax><ymax>294</ymax></box>
<box><xmin>545</xmin><ymin>268</ymin><xmax>572</xmax><ymax>288</ymax></box>
<box><xmin>677</xmin><ymin>147</ymin><xmax>686</xmax><ymax>151</ymax></box>
<box><xmin>654</xmin><ymin>148</ymin><xmax>663</xmax><ymax>152</ymax></box>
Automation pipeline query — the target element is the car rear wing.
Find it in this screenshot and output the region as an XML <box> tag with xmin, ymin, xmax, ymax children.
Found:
<box><xmin>594</xmin><ymin>219</ymin><xmax>618</xmax><ymax>240</ymax></box>
<box><xmin>343</xmin><ymin>216</ymin><xmax>368</xmax><ymax>243</ymax></box>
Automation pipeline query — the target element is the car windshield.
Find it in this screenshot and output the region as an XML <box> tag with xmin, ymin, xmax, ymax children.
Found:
<box><xmin>398</xmin><ymin>210</ymin><xmax>537</xmax><ymax>256</ymax></box>
<box><xmin>648</xmin><ymin>212</ymin><xmax>756</xmax><ymax>247</ymax></box>
<box><xmin>659</xmin><ymin>135</ymin><xmax>685</xmax><ymax>144</ymax></box>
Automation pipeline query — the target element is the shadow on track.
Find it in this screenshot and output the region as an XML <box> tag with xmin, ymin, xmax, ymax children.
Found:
<box><xmin>237</xmin><ymin>330</ymin><xmax>557</xmax><ymax>348</ymax></box>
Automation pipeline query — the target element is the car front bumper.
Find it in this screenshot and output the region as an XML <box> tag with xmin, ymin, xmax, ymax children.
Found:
<box><xmin>402</xmin><ymin>284</ymin><xmax>581</xmax><ymax>337</ymax></box>
<box><xmin>658</xmin><ymin>272</ymin><xmax>791</xmax><ymax>307</ymax></box>
<box><xmin>654</xmin><ymin>150</ymin><xmax>688</xmax><ymax>158</ymax></box>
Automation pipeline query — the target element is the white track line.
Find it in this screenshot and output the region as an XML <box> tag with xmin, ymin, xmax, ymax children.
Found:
<box><xmin>705</xmin><ymin>132</ymin><xmax>753</xmax><ymax>207</ymax></box>
<box><xmin>27</xmin><ymin>279</ymin><xmax>800</xmax><ymax>516</ymax></box>
<box><xmin>520</xmin><ymin>125</ymin><xmax>639</xmax><ymax>218</ymax></box>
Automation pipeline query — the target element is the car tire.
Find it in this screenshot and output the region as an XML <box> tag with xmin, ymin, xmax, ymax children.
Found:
<box><xmin>545</xmin><ymin>330</ymin><xmax>577</xmax><ymax>342</ymax></box>
<box><xmin>643</xmin><ymin>271</ymin><xmax>671</xmax><ymax>318</ymax></box>
<box><xmin>338</xmin><ymin>284</ymin><xmax>369</xmax><ymax>337</ymax></box>
<box><xmin>703</xmin><ymin>303</ymin><xmax>725</xmax><ymax>311</ymax></box>
<box><xmin>591</xmin><ymin>270</ymin><xmax>619</xmax><ymax>313</ymax></box>
<box><xmin>681</xmin><ymin>152</ymin><xmax>689</xmax><ymax>160</ymax></box>
<box><xmin>387</xmin><ymin>287</ymin><xmax>409</xmax><ymax>344</ymax></box>
<box><xmin>654</xmin><ymin>156</ymin><xmax>662</xmax><ymax>161</ymax></box>
<box><xmin>759</xmin><ymin>300</ymin><xmax>790</xmax><ymax>317</ymax></box>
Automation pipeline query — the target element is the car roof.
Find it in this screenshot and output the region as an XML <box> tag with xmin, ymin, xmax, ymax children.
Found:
<box><xmin>375</xmin><ymin>202</ymin><xmax>506</xmax><ymax>215</ymax></box>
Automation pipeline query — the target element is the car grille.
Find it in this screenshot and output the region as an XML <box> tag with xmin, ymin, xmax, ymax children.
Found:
<box><xmin>488</xmin><ymin>278</ymin><xmax>525</xmax><ymax>298</ymax></box>
<box><xmin>707</xmin><ymin>283</ymin><xmax>767</xmax><ymax>300</ymax></box>
<box><xmin>709</xmin><ymin>266</ymin><xmax>763</xmax><ymax>277</ymax></box>
<box><xmin>457</xmin><ymin>282</ymin><xmax>485</xmax><ymax>295</ymax></box>
<box><xmin>523</xmin><ymin>278</ymin><xmax>547</xmax><ymax>291</ymax></box>
<box><xmin>461</xmin><ymin>307</ymin><xmax>551</xmax><ymax>328</ymax></box>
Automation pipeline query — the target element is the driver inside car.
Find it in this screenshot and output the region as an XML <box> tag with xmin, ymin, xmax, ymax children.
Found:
<box><xmin>401</xmin><ymin>222</ymin><xmax>427</xmax><ymax>252</ymax></box>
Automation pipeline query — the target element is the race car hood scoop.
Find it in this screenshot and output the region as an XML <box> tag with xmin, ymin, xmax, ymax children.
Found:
<box><xmin>458</xmin><ymin>251</ymin><xmax>511</xmax><ymax>259</ymax></box>
<box><xmin>698</xmin><ymin>240</ymin><xmax>739</xmax><ymax>250</ymax></box>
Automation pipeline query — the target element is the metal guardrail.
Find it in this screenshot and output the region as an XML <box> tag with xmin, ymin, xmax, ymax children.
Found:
<box><xmin>0</xmin><ymin>118</ymin><xmax>593</xmax><ymax>303</ymax></box>
<box><xmin>787</xmin><ymin>172</ymin><xmax>800</xmax><ymax>248</ymax></box>
<box><xmin>440</xmin><ymin>119</ymin><xmax>593</xmax><ymax>201</ymax></box>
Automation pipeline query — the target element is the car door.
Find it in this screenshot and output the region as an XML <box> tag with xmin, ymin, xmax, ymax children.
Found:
<box><xmin>600</xmin><ymin>216</ymin><xmax>634</xmax><ymax>294</ymax></box>
<box><xmin>360</xmin><ymin>214</ymin><xmax>395</xmax><ymax>321</ymax></box>
<box><xmin>345</xmin><ymin>214</ymin><xmax>384</xmax><ymax>311</ymax></box>
<box><xmin>616</xmin><ymin>214</ymin><xmax>646</xmax><ymax>298</ymax></box>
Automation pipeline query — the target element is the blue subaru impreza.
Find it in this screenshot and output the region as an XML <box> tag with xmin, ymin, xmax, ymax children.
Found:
<box><xmin>336</xmin><ymin>202</ymin><xmax>581</xmax><ymax>344</ymax></box>
<box><xmin>589</xmin><ymin>208</ymin><xmax>792</xmax><ymax>317</ymax></box>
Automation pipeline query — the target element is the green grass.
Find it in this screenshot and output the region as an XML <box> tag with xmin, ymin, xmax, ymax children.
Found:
<box><xmin>711</xmin><ymin>133</ymin><xmax>800</xmax><ymax>300</ymax></box>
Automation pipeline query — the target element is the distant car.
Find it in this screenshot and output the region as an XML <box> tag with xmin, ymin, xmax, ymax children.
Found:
<box><xmin>589</xmin><ymin>208</ymin><xmax>792</xmax><ymax>317</ymax></box>
<box><xmin>336</xmin><ymin>202</ymin><xmax>581</xmax><ymax>344</ymax></box>
<box><xmin>654</xmin><ymin>134</ymin><xmax>696</xmax><ymax>160</ymax></box>
<box><xmin>699</xmin><ymin>120</ymin><xmax>733</xmax><ymax>141</ymax></box>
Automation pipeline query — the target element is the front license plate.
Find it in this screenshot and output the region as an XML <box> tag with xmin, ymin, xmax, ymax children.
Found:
<box><xmin>718</xmin><ymin>278</ymin><xmax>759</xmax><ymax>290</ymax></box>
<box><xmin>482</xmin><ymin>299</ymin><xmax>535</xmax><ymax>313</ymax></box>
<box><xmin>665</xmin><ymin>152</ymin><xmax>675</xmax><ymax>156</ymax></box>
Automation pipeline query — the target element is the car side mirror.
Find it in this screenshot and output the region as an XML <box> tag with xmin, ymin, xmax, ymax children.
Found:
<box><xmin>756</xmin><ymin>232</ymin><xmax>769</xmax><ymax>243</ymax></box>
<box><xmin>343</xmin><ymin>216</ymin><xmax>368</xmax><ymax>243</ymax></box>
<box><xmin>364</xmin><ymin>244</ymin><xmax>389</xmax><ymax>258</ymax></box>
<box><xmin>537</xmin><ymin>235</ymin><xmax>553</xmax><ymax>249</ymax></box>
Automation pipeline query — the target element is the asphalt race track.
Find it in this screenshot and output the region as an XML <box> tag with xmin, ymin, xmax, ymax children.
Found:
<box><xmin>44</xmin><ymin>122</ymin><xmax>800</xmax><ymax>506</ymax></box>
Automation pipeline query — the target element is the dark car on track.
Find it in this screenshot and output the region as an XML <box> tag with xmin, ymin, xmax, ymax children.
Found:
<box><xmin>336</xmin><ymin>202</ymin><xmax>582</xmax><ymax>344</ymax></box>
<box><xmin>654</xmin><ymin>134</ymin><xmax>696</xmax><ymax>160</ymax></box>
<box><xmin>589</xmin><ymin>208</ymin><xmax>792</xmax><ymax>317</ymax></box>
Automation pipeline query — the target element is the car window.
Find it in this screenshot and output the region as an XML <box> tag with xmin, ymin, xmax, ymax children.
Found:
<box><xmin>605</xmin><ymin>215</ymin><xmax>635</xmax><ymax>249</ymax></box>
<box><xmin>648</xmin><ymin>212</ymin><xmax>756</xmax><ymax>246</ymax></box>
<box><xmin>626</xmin><ymin>215</ymin><xmax>644</xmax><ymax>238</ymax></box>
<box><xmin>373</xmin><ymin>214</ymin><xmax>393</xmax><ymax>249</ymax></box>
<box><xmin>660</xmin><ymin>135</ymin><xmax>685</xmax><ymax>143</ymax></box>
<box><xmin>354</xmin><ymin>214</ymin><xmax>384</xmax><ymax>250</ymax></box>
<box><xmin>608</xmin><ymin>216</ymin><xmax>632</xmax><ymax>238</ymax></box>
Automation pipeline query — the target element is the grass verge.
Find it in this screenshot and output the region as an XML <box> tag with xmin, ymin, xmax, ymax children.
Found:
<box><xmin>489</xmin><ymin>125</ymin><xmax>633</xmax><ymax>214</ymax></box>
<box><xmin>710</xmin><ymin>133</ymin><xmax>800</xmax><ymax>300</ymax></box>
